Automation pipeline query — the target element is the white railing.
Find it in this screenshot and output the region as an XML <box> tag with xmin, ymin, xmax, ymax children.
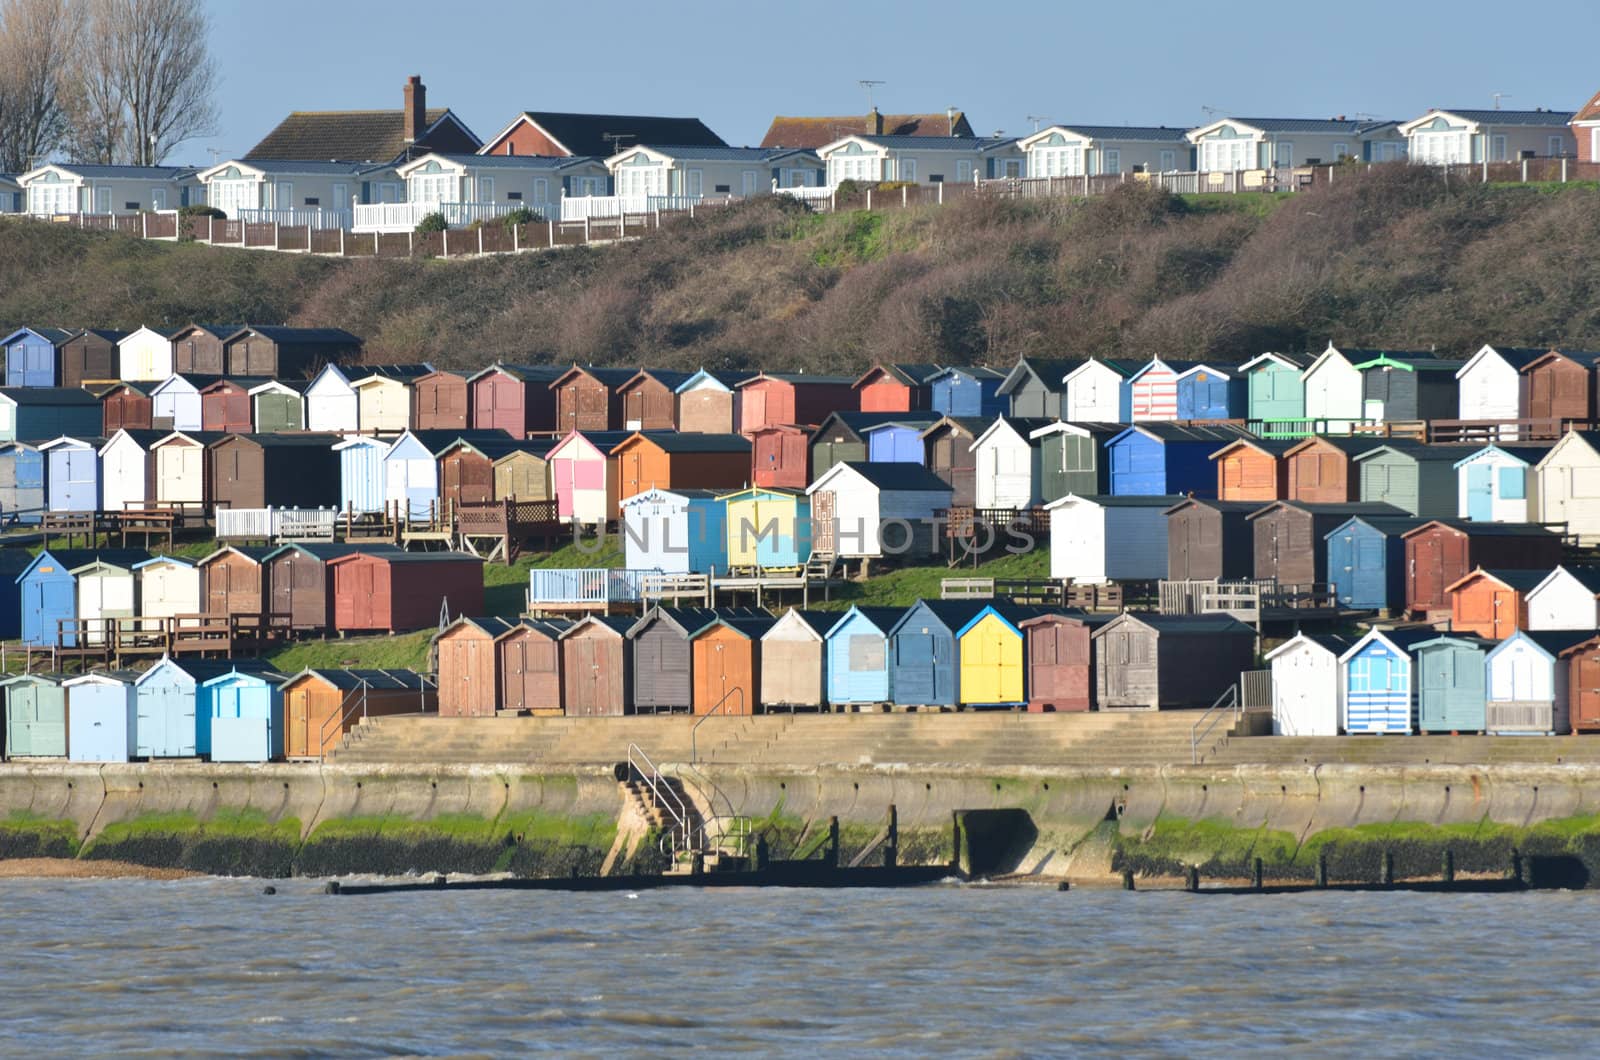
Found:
<box><xmin>352</xmin><ymin>200</ymin><xmax>531</xmax><ymax>233</ymax></box>
<box><xmin>776</xmin><ymin>185</ymin><xmax>836</xmax><ymax>206</ymax></box>
<box><xmin>216</xmin><ymin>506</ymin><xmax>338</xmax><ymax>542</ymax></box>
<box><xmin>238</xmin><ymin>206</ymin><xmax>351</xmax><ymax>229</ymax></box>
<box><xmin>527</xmin><ymin>567</ymin><xmax>663</xmax><ymax>606</ymax></box>
<box><xmin>559</xmin><ymin>193</ymin><xmax>730</xmax><ymax>222</ymax></box>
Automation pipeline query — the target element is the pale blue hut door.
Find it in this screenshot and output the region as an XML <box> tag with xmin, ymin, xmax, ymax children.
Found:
<box><xmin>63</xmin><ymin>447</ymin><xmax>96</xmax><ymax>511</ymax></box>
<box><xmin>1466</xmin><ymin>464</ymin><xmax>1494</xmax><ymax>522</ymax></box>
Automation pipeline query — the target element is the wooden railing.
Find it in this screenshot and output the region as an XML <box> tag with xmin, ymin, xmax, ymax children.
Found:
<box><xmin>940</xmin><ymin>506</ymin><xmax>1052</xmax><ymax>540</ymax></box>
<box><xmin>1424</xmin><ymin>418</ymin><xmax>1590</xmax><ymax>444</ymax></box>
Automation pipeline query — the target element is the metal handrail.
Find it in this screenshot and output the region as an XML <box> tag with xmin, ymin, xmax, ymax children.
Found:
<box><xmin>628</xmin><ymin>743</ymin><xmax>698</xmax><ymax>855</ymax></box>
<box><xmin>1190</xmin><ymin>684</ymin><xmax>1241</xmax><ymax>765</ymax></box>
<box><xmin>685</xmin><ymin>686</ymin><xmax>754</xmax><ymax>856</ymax></box>
<box><xmin>690</xmin><ymin>684</ymin><xmax>742</xmax><ymax>764</ymax></box>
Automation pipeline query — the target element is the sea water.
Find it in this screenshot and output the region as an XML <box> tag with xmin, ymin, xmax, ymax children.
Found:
<box><xmin>2</xmin><ymin>878</ymin><xmax>1595</xmax><ymax>1056</ymax></box>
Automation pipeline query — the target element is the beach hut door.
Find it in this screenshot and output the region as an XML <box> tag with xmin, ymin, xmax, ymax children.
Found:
<box><xmin>1575</xmin><ymin>652</ymin><xmax>1600</xmax><ymax>729</ymax></box>
<box><xmin>811</xmin><ymin>491</ymin><xmax>835</xmax><ymax>556</ymax></box>
<box><xmin>1466</xmin><ymin>464</ymin><xmax>1494</xmax><ymax>522</ymax></box>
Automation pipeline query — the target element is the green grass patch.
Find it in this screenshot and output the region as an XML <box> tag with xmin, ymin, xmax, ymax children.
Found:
<box><xmin>93</xmin><ymin>809</ymin><xmax>301</xmax><ymax>845</ymax></box>
<box><xmin>1178</xmin><ymin>191</ymin><xmax>1292</xmax><ymax>217</ymax></box>
<box><xmin>266</xmin><ymin>629</ymin><xmax>433</xmax><ymax>674</ymax></box>
<box><xmin>811</xmin><ymin>549</ymin><xmax>1052</xmax><ymax>611</ymax></box>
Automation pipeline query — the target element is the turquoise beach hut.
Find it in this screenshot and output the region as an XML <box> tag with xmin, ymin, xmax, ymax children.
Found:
<box><xmin>1413</xmin><ymin>635</ymin><xmax>1490</xmax><ymax>734</ymax></box>
<box><xmin>3</xmin><ymin>673</ymin><xmax>66</xmax><ymax>757</ymax></box>
<box><xmin>198</xmin><ymin>667</ymin><xmax>287</xmax><ymax>762</ymax></box>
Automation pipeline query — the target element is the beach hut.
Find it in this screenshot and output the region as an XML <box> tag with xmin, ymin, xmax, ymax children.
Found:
<box><xmin>328</xmin><ymin>551</ymin><xmax>484</xmax><ymax>633</ymax></box>
<box><xmin>621</xmin><ymin>488</ymin><xmax>727</xmax><ymax>574</ymax></box>
<box><xmin>1300</xmin><ymin>344</ymin><xmax>1366</xmax><ymax>430</ymax></box>
<box><xmin>853</xmin><ymin>363</ymin><xmax>941</xmax><ymax>412</ymax></box>
<box><xmin>334</xmin><ymin>435</ymin><xmax>389</xmax><ymax>514</ymax></box>
<box><xmin>759</xmin><ymin>609</ymin><xmax>833</xmax><ymax>711</ymax></box>
<box><xmin>1455</xmin><ymin>345</ymin><xmax>1544</xmax><ymax>425</ymax></box>
<box><xmin>17</xmin><ymin>548</ymin><xmax>146</xmax><ymax>646</ymax></box>
<box><xmin>151</xmin><ymin>430</ymin><xmax>223</xmax><ymax>511</ymax></box>
<box><xmin>381</xmin><ymin>430</ymin><xmax>450</xmax><ymax>521</ymax></box>
<box><xmin>929</xmin><ymin>366</ymin><xmax>1005</xmax><ymax>418</ymax></box>
<box><xmin>1486</xmin><ymin>631</ymin><xmax>1589</xmax><ymax>735</ymax></box>
<box><xmin>198</xmin><ymin>378</ymin><xmax>257</xmax><ymax>434</ymax></box>
<box><xmin>825</xmin><ymin>606</ymin><xmax>904</xmax><ymax>708</ymax></box>
<box><xmin>1047</xmin><ymin>493</ymin><xmax>1175</xmax><ymax>583</ymax></box>
<box><xmin>675</xmin><ymin>368</ymin><xmax>756</xmax><ymax>434</ymax></box>
<box><xmin>1448</xmin><ymin>568</ymin><xmax>1543</xmax><ymax>639</ymax></box>
<box><xmin>1020</xmin><ymin>612</ymin><xmax>1109</xmax><ymax>713</ymax></box>
<box><xmin>1526</xmin><ymin>565</ymin><xmax>1600</xmax><ymax>631</ymax></box>
<box><xmin>73</xmin><ymin>555</ymin><xmax>140</xmax><ymax>645</ymax></box>
<box><xmin>117</xmin><ymin>326</ymin><xmax>176</xmax><ymax>382</ymax></box>
<box><xmin>1354</xmin><ymin>443</ymin><xmax>1460</xmax><ymax>518</ymax></box>
<box><xmin>545</xmin><ymin>430</ymin><xmax>630</xmax><ymax>526</ymax></box>
<box><xmin>1402</xmin><ymin>520</ymin><xmax>1564</xmax><ymax>619</ymax></box>
<box><xmin>1520</xmin><ymin>350</ymin><xmax>1600</xmax><ymax>425</ymax></box>
<box><xmin>303</xmin><ymin>365</ymin><xmax>362</xmax><ymax>434</ymax></box>
<box><xmin>618</xmin><ymin>369</ymin><xmax>692</xmax><ymax>430</ymax></box>
<box><xmin>0</xmin><ymin>387</ymin><xmax>101</xmax><ymax>443</ymax></box>
<box><xmin>558</xmin><ymin>615</ymin><xmax>634</xmax><ymax>717</ymax></box>
<box><xmin>209</xmin><ymin>433</ymin><xmax>343</xmax><ymax>512</ymax></box>
<box><xmin>0</xmin><ymin>441</ymin><xmax>45</xmax><ymax>525</ymax></box>
<box><xmin>1414</xmin><ymin>635</ymin><xmax>1491</xmax><ymax>734</ymax></box>
<box><xmin>40</xmin><ymin>436</ymin><xmax>101</xmax><ymax>513</ymax></box>
<box><xmin>134</xmin><ymin>657</ymin><xmax>281</xmax><ymax>759</ymax></box>
<box><xmin>969</xmin><ymin>417</ymin><xmax>1052</xmax><ymax>509</ymax></box>
<box><xmin>1338</xmin><ymin>628</ymin><xmax>1435</xmax><ymax>735</ymax></box>
<box><xmin>691</xmin><ymin>613</ymin><xmax>776</xmax><ymax>716</ymax></box>
<box><xmin>807</xmin><ymin>462</ymin><xmax>952</xmax><ymax>561</ymax></box>
<box><xmin>198</xmin><ymin>668</ymin><xmax>286</xmax><ymax>762</ymax></box>
<box><xmin>221</xmin><ymin>326</ymin><xmax>362</xmax><ymax>379</ymax></box>
<box><xmin>199</xmin><ymin>546</ymin><xmax>272</xmax><ymax>621</ymax></box>
<box><xmin>1454</xmin><ymin>444</ymin><xmax>1545</xmax><ymax>523</ymax></box>
<box><xmin>63</xmin><ymin>672</ymin><xmax>138</xmax><ymax>762</ymax></box>
<box><xmin>351</xmin><ymin>373</ymin><xmax>414</xmax><ymax>433</ymax></box>
<box><xmin>437</xmin><ymin>436</ymin><xmax>520</xmax><ymax>509</ymax></box>
<box><xmin>134</xmin><ymin>556</ymin><xmax>201</xmax><ymax>621</ymax></box>
<box><xmin>97</xmin><ymin>429</ymin><xmax>158</xmax><ymax>515</ymax></box>
<box><xmin>887</xmin><ymin>600</ymin><xmax>982</xmax><ymax>710</ymax></box>
<box><xmin>492</xmin><ymin>447</ymin><xmax>551</xmax><ymax>502</ymax></box>
<box><xmin>609</xmin><ymin>431</ymin><xmax>751</xmax><ymax>518</ymax></box>
<box><xmin>1062</xmin><ymin>359</ymin><xmax>1138</xmax><ymax>423</ymax></box>
<box><xmin>3</xmin><ymin>674</ymin><xmax>66</xmax><ymax>757</ymax></box>
<box><xmin>997</xmin><ymin>358</ymin><xmax>1077</xmax><ymax>419</ymax></box>
<box><xmin>282</xmin><ymin>668</ymin><xmax>436</xmax><ymax>759</ymax></box>
<box><xmin>1248</xmin><ymin>501</ymin><xmax>1400</xmax><ymax>587</ymax></box>
<box><xmin>1354</xmin><ymin>353</ymin><xmax>1458</xmax><ymax>423</ymax></box>
<box><xmin>721</xmin><ymin>487</ymin><xmax>811</xmax><ymax>568</ymax></box>
<box><xmin>921</xmin><ymin>416</ymin><xmax>987</xmax><ymax>506</ymax></box>
<box><xmin>99</xmin><ymin>381</ymin><xmax>154</xmax><ymax>433</ymax></box>
<box><xmin>1324</xmin><ymin>515</ymin><xmax>1426</xmax><ymax>612</ymax></box>
<box><xmin>467</xmin><ymin>361</ymin><xmax>563</xmax><ymax>435</ymax></box>
<box><xmin>1283</xmin><ymin>436</ymin><xmax>1371</xmax><ymax>503</ymax></box>
<box><xmin>1091</xmin><ymin>613</ymin><xmax>1255</xmax><ymax>710</ymax></box>
<box><xmin>1</xmin><ymin>327</ymin><xmax>71</xmax><ymax>387</ymax></box>
<box><xmin>148</xmin><ymin>374</ymin><xmax>213</xmax><ymax>432</ymax></box>
<box><xmin>0</xmin><ymin>549</ymin><xmax>31</xmax><ymax>639</ymax></box>
<box><xmin>411</xmin><ymin>369</ymin><xmax>471</xmax><ymax>431</ymax></box>
<box><xmin>1565</xmin><ymin>636</ymin><xmax>1600</xmax><ymax>733</ymax></box>
<box><xmin>496</xmin><ymin>619</ymin><xmax>571</xmax><ymax>715</ymax></box>
<box><xmin>1164</xmin><ymin>497</ymin><xmax>1260</xmax><ymax>581</ymax></box>
<box><xmin>1533</xmin><ymin>431</ymin><xmax>1600</xmax><ymax>544</ymax></box>
<box><xmin>629</xmin><ymin>606</ymin><xmax>719</xmax><ymax>713</ymax></box>
<box><xmin>1174</xmin><ymin>363</ymin><xmax>1246</xmax><ymax>421</ymax></box>
<box><xmin>957</xmin><ymin>604</ymin><xmax>1045</xmax><ymax>708</ymax></box>
<box><xmin>736</xmin><ymin>372</ymin><xmax>857</xmax><ymax>435</ymax></box>
<box><xmin>1239</xmin><ymin>352</ymin><xmax>1307</xmax><ymax>426</ymax></box>
<box><xmin>551</xmin><ymin>365</ymin><xmax>634</xmax><ymax>433</ymax></box>
<box><xmin>434</xmin><ymin>615</ymin><xmax>520</xmax><ymax>717</ymax></box>
<box><xmin>1210</xmin><ymin>438</ymin><xmax>1292</xmax><ymax>502</ymax></box>
<box><xmin>265</xmin><ymin>542</ymin><xmax>400</xmax><ymax>632</ymax></box>
<box><xmin>1105</xmin><ymin>424</ymin><xmax>1238</xmax><ymax>497</ymax></box>
<box><xmin>169</xmin><ymin>323</ymin><xmax>241</xmax><ymax>376</ymax></box>
<box><xmin>750</xmin><ymin>423</ymin><xmax>812</xmax><ymax>491</ymax></box>
<box><xmin>60</xmin><ymin>328</ymin><xmax>128</xmax><ymax>389</ymax></box>
<box><xmin>809</xmin><ymin>412</ymin><xmax>909</xmax><ymax>480</ymax></box>
<box><xmin>1265</xmin><ymin>633</ymin><xmax>1353</xmax><ymax>736</ymax></box>
<box><xmin>1031</xmin><ymin>422</ymin><xmax>1120</xmax><ymax>504</ymax></box>
<box><xmin>1128</xmin><ymin>358</ymin><xmax>1197</xmax><ymax>422</ymax></box>
<box><xmin>863</xmin><ymin>416</ymin><xmax>940</xmax><ymax>464</ymax></box>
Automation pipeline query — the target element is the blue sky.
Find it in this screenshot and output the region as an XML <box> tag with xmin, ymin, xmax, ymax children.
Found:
<box><xmin>198</xmin><ymin>0</ymin><xmax>1599</xmax><ymax>163</ymax></box>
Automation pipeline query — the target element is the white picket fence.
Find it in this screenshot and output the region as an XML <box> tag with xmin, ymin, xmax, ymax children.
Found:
<box><xmin>527</xmin><ymin>567</ymin><xmax>662</xmax><ymax>606</ymax></box>
<box><xmin>352</xmin><ymin>200</ymin><xmax>530</xmax><ymax>233</ymax></box>
<box><xmin>215</xmin><ymin>506</ymin><xmax>338</xmax><ymax>542</ymax></box>
<box><xmin>560</xmin><ymin>193</ymin><xmax>730</xmax><ymax>221</ymax></box>
<box><xmin>237</xmin><ymin>206</ymin><xmax>351</xmax><ymax>229</ymax></box>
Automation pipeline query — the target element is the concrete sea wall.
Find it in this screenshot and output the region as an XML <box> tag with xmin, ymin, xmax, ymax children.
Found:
<box><xmin>3</xmin><ymin>761</ymin><xmax>1600</xmax><ymax>883</ymax></box>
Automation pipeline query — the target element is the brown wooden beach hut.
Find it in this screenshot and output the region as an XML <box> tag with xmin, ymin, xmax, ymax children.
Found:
<box><xmin>61</xmin><ymin>329</ymin><xmax>128</xmax><ymax>388</ymax></box>
<box><xmin>551</xmin><ymin>364</ymin><xmax>635</xmax><ymax>433</ymax></box>
<box><xmin>677</xmin><ymin>368</ymin><xmax>755</xmax><ymax>434</ymax></box>
<box><xmin>223</xmin><ymin>326</ymin><xmax>362</xmax><ymax>378</ymax></box>
<box><xmin>1091</xmin><ymin>613</ymin><xmax>1256</xmax><ymax>710</ymax></box>
<box><xmin>208</xmin><ymin>433</ymin><xmax>342</xmax><ymax>511</ymax></box>
<box><xmin>100</xmin><ymin>382</ymin><xmax>154</xmax><ymax>433</ymax></box>
<box><xmin>1521</xmin><ymin>350</ymin><xmax>1599</xmax><ymax>424</ymax></box>
<box><xmin>692</xmin><ymin>613</ymin><xmax>776</xmax><ymax>716</ymax></box>
<box><xmin>1165</xmin><ymin>497</ymin><xmax>1260</xmax><ymax>581</ymax></box>
<box><xmin>328</xmin><ymin>551</ymin><xmax>484</xmax><ymax>633</ymax></box>
<box><xmin>1021</xmin><ymin>612</ymin><xmax>1108</xmax><ymax>713</ymax></box>
<box><xmin>618</xmin><ymin>369</ymin><xmax>692</xmax><ymax>431</ymax></box>
<box><xmin>609</xmin><ymin>432</ymin><xmax>751</xmax><ymax>518</ymax></box>
<box><xmin>282</xmin><ymin>668</ymin><xmax>435</xmax><ymax>760</ymax></box>
<box><xmin>496</xmin><ymin>619</ymin><xmax>571</xmax><ymax>715</ymax></box>
<box><xmin>199</xmin><ymin>545</ymin><xmax>273</xmax><ymax>620</ymax></box>
<box><xmin>266</xmin><ymin>543</ymin><xmax>402</xmax><ymax>632</ymax></box>
<box><xmin>435</xmin><ymin>615</ymin><xmax>520</xmax><ymax>717</ymax></box>
<box><xmin>1283</xmin><ymin>436</ymin><xmax>1373</xmax><ymax>503</ymax></box>
<box><xmin>469</xmin><ymin>363</ymin><xmax>563</xmax><ymax>437</ymax></box>
<box><xmin>750</xmin><ymin>424</ymin><xmax>812</xmax><ymax>491</ymax></box>
<box><xmin>920</xmin><ymin>416</ymin><xmax>988</xmax><ymax>507</ymax></box>
<box><xmin>1403</xmin><ymin>520</ymin><xmax>1564</xmax><ymax>618</ymax></box>
<box><xmin>170</xmin><ymin>324</ymin><xmax>241</xmax><ymax>376</ymax></box>
<box><xmin>558</xmin><ymin>615</ymin><xmax>634</xmax><ymax>717</ymax></box>
<box><xmin>736</xmin><ymin>373</ymin><xmax>856</xmax><ymax>435</ymax></box>
<box><xmin>412</xmin><ymin>369</ymin><xmax>471</xmax><ymax>431</ymax></box>
<box><xmin>1211</xmin><ymin>437</ymin><xmax>1292</xmax><ymax>502</ymax></box>
<box><xmin>627</xmin><ymin>606</ymin><xmax>718</xmax><ymax>714</ymax></box>
<box><xmin>1248</xmin><ymin>501</ymin><xmax>1402</xmax><ymax>587</ymax></box>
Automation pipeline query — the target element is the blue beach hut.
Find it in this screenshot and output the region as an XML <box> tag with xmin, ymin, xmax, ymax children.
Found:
<box><xmin>1325</xmin><ymin>515</ymin><xmax>1427</xmax><ymax>613</ymax></box>
<box><xmin>825</xmin><ymin>606</ymin><xmax>905</xmax><ymax>708</ymax></box>
<box><xmin>64</xmin><ymin>672</ymin><xmax>139</xmax><ymax>762</ymax></box>
<box><xmin>17</xmin><ymin>548</ymin><xmax>148</xmax><ymax>647</ymax></box>
<box><xmin>0</xmin><ymin>441</ymin><xmax>45</xmax><ymax>525</ymax></box>
<box><xmin>929</xmin><ymin>366</ymin><xmax>1005</xmax><ymax>418</ymax></box>
<box><xmin>1174</xmin><ymin>364</ymin><xmax>1246</xmax><ymax>421</ymax></box>
<box><xmin>1106</xmin><ymin>424</ymin><xmax>1237</xmax><ymax>497</ymax></box>
<box><xmin>1339</xmin><ymin>628</ymin><xmax>1437</xmax><ymax>734</ymax></box>
<box><xmin>199</xmin><ymin>667</ymin><xmax>287</xmax><ymax>762</ymax></box>
<box><xmin>1414</xmin><ymin>635</ymin><xmax>1491</xmax><ymax>734</ymax></box>
<box><xmin>863</xmin><ymin>418</ymin><xmax>937</xmax><ymax>464</ymax></box>
<box><xmin>333</xmin><ymin>435</ymin><xmax>388</xmax><ymax>514</ymax></box>
<box><xmin>134</xmin><ymin>656</ymin><xmax>201</xmax><ymax>758</ymax></box>
<box><xmin>41</xmin><ymin>436</ymin><xmax>103</xmax><ymax>513</ymax></box>
<box><xmin>887</xmin><ymin>600</ymin><xmax>982</xmax><ymax>709</ymax></box>
<box><xmin>381</xmin><ymin>431</ymin><xmax>444</xmax><ymax>520</ymax></box>
<box><xmin>3</xmin><ymin>673</ymin><xmax>66</xmax><ymax>757</ymax></box>
<box><xmin>0</xmin><ymin>327</ymin><xmax>72</xmax><ymax>388</ymax></box>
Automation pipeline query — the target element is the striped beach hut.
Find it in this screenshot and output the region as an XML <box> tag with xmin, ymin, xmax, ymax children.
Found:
<box><xmin>1128</xmin><ymin>357</ymin><xmax>1196</xmax><ymax>422</ymax></box>
<box><xmin>1339</xmin><ymin>628</ymin><xmax>1436</xmax><ymax>735</ymax></box>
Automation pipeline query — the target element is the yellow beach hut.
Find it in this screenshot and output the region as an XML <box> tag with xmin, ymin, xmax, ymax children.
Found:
<box><xmin>718</xmin><ymin>487</ymin><xmax>811</xmax><ymax>569</ymax></box>
<box><xmin>956</xmin><ymin>605</ymin><xmax>1040</xmax><ymax>707</ymax></box>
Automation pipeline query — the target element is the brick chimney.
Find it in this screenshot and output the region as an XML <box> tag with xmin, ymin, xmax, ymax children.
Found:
<box><xmin>403</xmin><ymin>75</ymin><xmax>426</xmax><ymax>143</ymax></box>
<box><xmin>869</xmin><ymin>107</ymin><xmax>883</xmax><ymax>136</ymax></box>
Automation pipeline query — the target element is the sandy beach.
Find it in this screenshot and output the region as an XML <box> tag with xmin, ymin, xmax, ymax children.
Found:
<box><xmin>0</xmin><ymin>859</ymin><xmax>201</xmax><ymax>880</ymax></box>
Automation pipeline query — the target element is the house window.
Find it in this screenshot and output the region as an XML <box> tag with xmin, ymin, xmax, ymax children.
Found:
<box><xmin>741</xmin><ymin>170</ymin><xmax>759</xmax><ymax>196</ymax></box>
<box><xmin>956</xmin><ymin>159</ymin><xmax>972</xmax><ymax>182</ymax></box>
<box><xmin>1102</xmin><ymin>149</ymin><xmax>1121</xmax><ymax>174</ymax></box>
<box><xmin>1272</xmin><ymin>141</ymin><xmax>1293</xmax><ymax>167</ymax></box>
<box><xmin>408</xmin><ymin>172</ymin><xmax>458</xmax><ymax>204</ymax></box>
<box><xmin>1159</xmin><ymin>149</ymin><xmax>1176</xmax><ymax>171</ymax></box>
<box><xmin>28</xmin><ymin>180</ymin><xmax>73</xmax><ymax>215</ymax></box>
<box><xmin>1199</xmin><ymin>138</ymin><xmax>1254</xmax><ymax>172</ymax></box>
<box><xmin>686</xmin><ymin>169</ymin><xmax>703</xmax><ymax>197</ymax></box>
<box><xmin>929</xmin><ymin>174</ymin><xmax>944</xmax><ymax>182</ymax></box>
<box><xmin>1489</xmin><ymin>134</ymin><xmax>1508</xmax><ymax>162</ymax></box>
<box><xmin>1332</xmin><ymin>142</ymin><xmax>1349</xmax><ymax>161</ymax></box>
<box><xmin>122</xmin><ymin>201</ymin><xmax>138</xmax><ymax>211</ymax></box>
<box><xmin>898</xmin><ymin>158</ymin><xmax>916</xmax><ymax>182</ymax></box>
<box><xmin>304</xmin><ymin>196</ymin><xmax>319</xmax><ymax>206</ymax></box>
<box><xmin>1411</xmin><ymin>130</ymin><xmax>1470</xmax><ymax>165</ymax></box>
<box><xmin>508</xmin><ymin>191</ymin><xmax>522</xmax><ymax>200</ymax></box>
<box><xmin>828</xmin><ymin>153</ymin><xmax>879</xmax><ymax>185</ymax></box>
<box><xmin>150</xmin><ymin>188</ymin><xmax>166</xmax><ymax>210</ymax></box>
<box><xmin>1031</xmin><ymin>145</ymin><xmax>1083</xmax><ymax>177</ymax></box>
<box><xmin>999</xmin><ymin>159</ymin><xmax>1022</xmax><ymax>178</ymax></box>
<box><xmin>848</xmin><ymin>634</ymin><xmax>884</xmax><ymax>671</ymax></box>
<box><xmin>478</xmin><ymin>175</ymin><xmax>494</xmax><ymax>201</ymax></box>
<box><xmin>1549</xmin><ymin>135</ymin><xmax>1567</xmax><ymax>158</ymax></box>
<box><xmin>713</xmin><ymin>184</ymin><xmax>730</xmax><ymax>193</ymax></box>
<box><xmin>533</xmin><ymin>177</ymin><xmax>548</xmax><ymax>203</ymax></box>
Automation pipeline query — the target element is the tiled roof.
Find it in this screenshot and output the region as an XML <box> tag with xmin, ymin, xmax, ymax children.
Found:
<box><xmin>1576</xmin><ymin>90</ymin><xmax>1600</xmax><ymax>125</ymax></box>
<box><xmin>1217</xmin><ymin>117</ymin><xmax>1399</xmax><ymax>134</ymax></box>
<box><xmin>832</xmin><ymin>461</ymin><xmax>951</xmax><ymax>492</ymax></box>
<box><xmin>624</xmin><ymin>144</ymin><xmax>817</xmax><ymax>163</ymax></box>
<box><xmin>850</xmin><ymin>134</ymin><xmax>1016</xmax><ymax>151</ymax></box>
<box><xmin>762</xmin><ymin>112</ymin><xmax>974</xmax><ymax>149</ymax></box>
<box><xmin>509</xmin><ymin>112</ymin><xmax>726</xmax><ymax>157</ymax></box>
<box><xmin>246</xmin><ymin>107</ymin><xmax>475</xmax><ymax>163</ymax></box>
<box><xmin>1423</xmin><ymin>109</ymin><xmax>1574</xmax><ymax>126</ymax></box>
<box><xmin>1049</xmin><ymin>125</ymin><xmax>1191</xmax><ymax>143</ymax></box>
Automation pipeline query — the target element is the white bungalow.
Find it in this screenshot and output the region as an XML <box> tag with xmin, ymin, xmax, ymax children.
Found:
<box><xmin>304</xmin><ymin>364</ymin><xmax>361</xmax><ymax>434</ymax></box>
<box><xmin>969</xmin><ymin>417</ymin><xmax>1044</xmax><ymax>509</ymax></box>
<box><xmin>805</xmin><ymin>461</ymin><xmax>951</xmax><ymax>560</ymax></box>
<box><xmin>1062</xmin><ymin>359</ymin><xmax>1136</xmax><ymax>422</ymax></box>
<box><xmin>149</xmin><ymin>374</ymin><xmax>208</xmax><ymax>432</ymax></box>
<box><xmin>1399</xmin><ymin>109</ymin><xmax>1576</xmax><ymax>166</ymax></box>
<box><xmin>1526</xmin><ymin>566</ymin><xmax>1600</xmax><ymax>631</ymax></box>
<box><xmin>1045</xmin><ymin>493</ymin><xmax>1173</xmax><ymax>583</ymax></box>
<box><xmin>118</xmin><ymin>326</ymin><xmax>176</xmax><ymax>382</ymax></box>
<box><xmin>198</xmin><ymin>159</ymin><xmax>395</xmax><ymax>226</ymax></box>
<box><xmin>1455</xmin><ymin>344</ymin><xmax>1547</xmax><ymax>425</ymax></box>
<box><xmin>1266</xmin><ymin>632</ymin><xmax>1354</xmax><ymax>737</ymax></box>
<box><xmin>606</xmin><ymin>144</ymin><xmax>822</xmax><ymax>202</ymax></box>
<box><xmin>1187</xmin><ymin>117</ymin><xmax>1406</xmax><ymax>173</ymax></box>
<box><xmin>1018</xmin><ymin>125</ymin><xmax>1193</xmax><ymax>178</ymax></box>
<box><xmin>363</xmin><ymin>152</ymin><xmax>610</xmax><ymax>232</ymax></box>
<box><xmin>1454</xmin><ymin>444</ymin><xmax>1544</xmax><ymax>523</ymax></box>
<box><xmin>1301</xmin><ymin>344</ymin><xmax>1368</xmax><ymax>431</ymax></box>
<box><xmin>1533</xmin><ymin>431</ymin><xmax>1600</xmax><ymax>544</ymax></box>
<box><xmin>817</xmin><ymin>134</ymin><xmax>1022</xmax><ymax>187</ymax></box>
<box><xmin>18</xmin><ymin>162</ymin><xmax>201</xmax><ymax>216</ymax></box>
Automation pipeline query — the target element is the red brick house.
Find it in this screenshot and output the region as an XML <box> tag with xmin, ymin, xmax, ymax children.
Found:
<box><xmin>478</xmin><ymin>111</ymin><xmax>725</xmax><ymax>158</ymax></box>
<box><xmin>1574</xmin><ymin>89</ymin><xmax>1600</xmax><ymax>163</ymax></box>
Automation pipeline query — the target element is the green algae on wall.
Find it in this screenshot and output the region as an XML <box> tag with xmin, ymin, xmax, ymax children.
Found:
<box><xmin>294</xmin><ymin>810</ymin><xmax>617</xmax><ymax>879</ymax></box>
<box><xmin>0</xmin><ymin>810</ymin><xmax>81</xmax><ymax>859</ymax></box>
<box><xmin>84</xmin><ymin>810</ymin><xmax>302</xmax><ymax>877</ymax></box>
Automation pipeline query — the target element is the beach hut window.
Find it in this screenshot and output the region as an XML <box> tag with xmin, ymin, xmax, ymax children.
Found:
<box><xmin>849</xmin><ymin>635</ymin><xmax>884</xmax><ymax>671</ymax></box>
<box><xmin>1498</xmin><ymin>468</ymin><xmax>1525</xmax><ymax>500</ymax></box>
